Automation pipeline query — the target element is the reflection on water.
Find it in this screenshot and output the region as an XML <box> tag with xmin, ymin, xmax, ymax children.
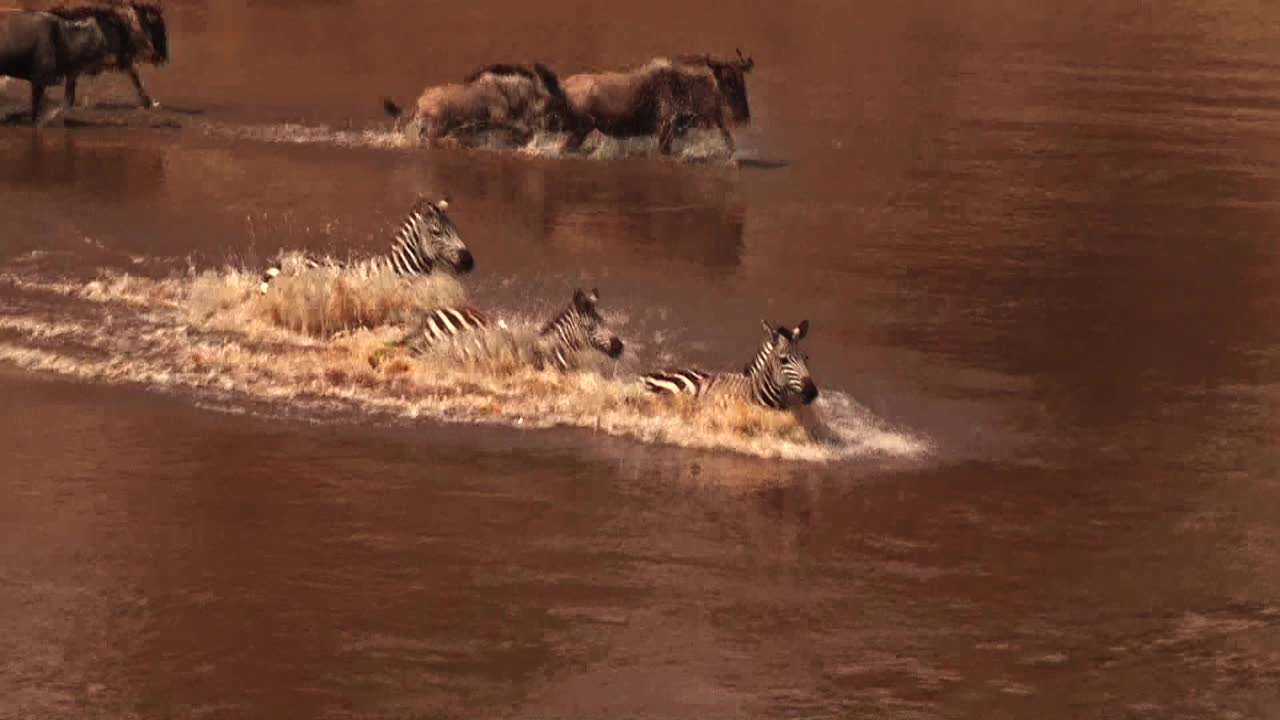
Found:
<box><xmin>540</xmin><ymin>167</ymin><xmax>746</xmax><ymax>270</ymax></box>
<box><xmin>3</xmin><ymin>0</ymin><xmax>1280</xmax><ymax>718</ymax></box>
<box><xmin>0</xmin><ymin>131</ymin><xmax>168</xmax><ymax>198</ymax></box>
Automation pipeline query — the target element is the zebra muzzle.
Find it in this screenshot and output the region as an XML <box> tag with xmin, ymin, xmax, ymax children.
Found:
<box><xmin>605</xmin><ymin>337</ymin><xmax>624</xmax><ymax>358</ymax></box>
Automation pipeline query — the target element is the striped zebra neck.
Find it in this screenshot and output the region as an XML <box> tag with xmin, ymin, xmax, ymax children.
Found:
<box><xmin>536</xmin><ymin>330</ymin><xmax>580</xmax><ymax>372</ymax></box>
<box><xmin>538</xmin><ymin>308</ymin><xmax>587</xmax><ymax>360</ymax></box>
<box><xmin>387</xmin><ymin>210</ymin><xmax>435</xmax><ymax>276</ymax></box>
<box><xmin>743</xmin><ymin>338</ymin><xmax>787</xmax><ymax>409</ymax></box>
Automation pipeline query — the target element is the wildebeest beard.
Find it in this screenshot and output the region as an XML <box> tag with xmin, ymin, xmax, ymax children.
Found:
<box><xmin>676</xmin><ymin>51</ymin><xmax>753</xmax><ymax>124</ymax></box>
<box><xmin>134</xmin><ymin>3</ymin><xmax>167</xmax><ymax>63</ymax></box>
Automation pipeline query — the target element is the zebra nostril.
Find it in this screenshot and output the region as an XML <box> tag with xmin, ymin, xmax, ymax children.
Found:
<box><xmin>801</xmin><ymin>380</ymin><xmax>818</xmax><ymax>404</ymax></box>
<box><xmin>607</xmin><ymin>337</ymin><xmax>624</xmax><ymax>358</ymax></box>
<box><xmin>456</xmin><ymin>250</ymin><xmax>475</xmax><ymax>273</ymax></box>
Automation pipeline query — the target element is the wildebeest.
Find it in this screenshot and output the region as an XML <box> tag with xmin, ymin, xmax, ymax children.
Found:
<box><xmin>0</xmin><ymin>1</ymin><xmax>167</xmax><ymax>123</ymax></box>
<box><xmin>561</xmin><ymin>50</ymin><xmax>754</xmax><ymax>156</ymax></box>
<box><xmin>49</xmin><ymin>1</ymin><xmax>169</xmax><ymax>109</ymax></box>
<box><xmin>384</xmin><ymin>63</ymin><xmax>572</xmax><ymax>147</ymax></box>
<box><xmin>1</xmin><ymin>10</ymin><xmax>104</xmax><ymax>122</ymax></box>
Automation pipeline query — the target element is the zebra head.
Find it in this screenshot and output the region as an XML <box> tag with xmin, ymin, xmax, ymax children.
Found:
<box><xmin>541</xmin><ymin>288</ymin><xmax>625</xmax><ymax>362</ymax></box>
<box><xmin>409</xmin><ymin>195</ymin><xmax>474</xmax><ymax>274</ymax></box>
<box><xmin>749</xmin><ymin>320</ymin><xmax>818</xmax><ymax>408</ymax></box>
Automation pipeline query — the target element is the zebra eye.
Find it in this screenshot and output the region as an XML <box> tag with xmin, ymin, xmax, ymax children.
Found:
<box><xmin>429</xmin><ymin>222</ymin><xmax>442</xmax><ymax>235</ymax></box>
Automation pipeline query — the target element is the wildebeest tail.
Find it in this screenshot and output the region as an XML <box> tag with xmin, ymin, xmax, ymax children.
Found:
<box><xmin>382</xmin><ymin>97</ymin><xmax>404</xmax><ymax>118</ymax></box>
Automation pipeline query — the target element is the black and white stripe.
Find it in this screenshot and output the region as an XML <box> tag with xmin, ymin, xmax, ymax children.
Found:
<box><xmin>642</xmin><ymin>320</ymin><xmax>818</xmax><ymax>409</ymax></box>
<box><xmin>535</xmin><ymin>288</ymin><xmax>625</xmax><ymax>370</ymax></box>
<box><xmin>259</xmin><ymin>195</ymin><xmax>473</xmax><ymax>294</ymax></box>
<box><xmin>399</xmin><ymin>288</ymin><xmax>624</xmax><ymax>370</ymax></box>
<box><xmin>405</xmin><ymin>305</ymin><xmax>492</xmax><ymax>348</ymax></box>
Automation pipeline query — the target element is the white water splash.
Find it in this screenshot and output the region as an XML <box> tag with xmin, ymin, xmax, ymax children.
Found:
<box><xmin>0</xmin><ymin>269</ymin><xmax>928</xmax><ymax>463</ymax></box>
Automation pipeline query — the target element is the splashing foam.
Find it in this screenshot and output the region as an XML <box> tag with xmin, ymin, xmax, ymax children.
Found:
<box><xmin>216</xmin><ymin>254</ymin><xmax>466</xmax><ymax>337</ymax></box>
<box><xmin>522</xmin><ymin>129</ymin><xmax>734</xmax><ymax>162</ymax></box>
<box><xmin>204</xmin><ymin>120</ymin><xmax>734</xmax><ymax>163</ymax></box>
<box><xmin>0</xmin><ymin>268</ymin><xmax>927</xmax><ymax>462</ymax></box>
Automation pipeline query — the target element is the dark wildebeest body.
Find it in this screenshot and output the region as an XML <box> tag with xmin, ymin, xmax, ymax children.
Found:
<box><xmin>385</xmin><ymin>63</ymin><xmax>571</xmax><ymax>148</ymax></box>
<box><xmin>0</xmin><ymin>2</ymin><xmax>167</xmax><ymax>123</ymax></box>
<box><xmin>0</xmin><ymin>11</ymin><xmax>108</xmax><ymax>122</ymax></box>
<box><xmin>561</xmin><ymin>51</ymin><xmax>754</xmax><ymax>156</ymax></box>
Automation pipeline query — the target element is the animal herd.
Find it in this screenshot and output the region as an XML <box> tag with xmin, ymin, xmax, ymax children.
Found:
<box><xmin>260</xmin><ymin>196</ymin><xmax>820</xmax><ymax>413</ymax></box>
<box><xmin>2</xmin><ymin>2</ymin><xmax>755</xmax><ymax>156</ymax></box>
<box><xmin>4</xmin><ymin>2</ymin><xmax>817</xmax><ymax>414</ymax></box>
<box><xmin>385</xmin><ymin>51</ymin><xmax>755</xmax><ymax>155</ymax></box>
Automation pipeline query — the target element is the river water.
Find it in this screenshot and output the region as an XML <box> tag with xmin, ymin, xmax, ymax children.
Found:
<box><xmin>2</xmin><ymin>0</ymin><xmax>1279</xmax><ymax>718</ymax></box>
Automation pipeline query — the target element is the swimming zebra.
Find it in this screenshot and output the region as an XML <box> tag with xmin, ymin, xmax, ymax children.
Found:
<box><xmin>642</xmin><ymin>320</ymin><xmax>818</xmax><ymax>409</ymax></box>
<box><xmin>394</xmin><ymin>288</ymin><xmax>624</xmax><ymax>370</ymax></box>
<box><xmin>259</xmin><ymin>195</ymin><xmax>473</xmax><ymax>294</ymax></box>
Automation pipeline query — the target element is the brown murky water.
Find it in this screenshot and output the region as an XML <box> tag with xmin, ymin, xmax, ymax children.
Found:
<box><xmin>3</xmin><ymin>0</ymin><xmax>1280</xmax><ymax>717</ymax></box>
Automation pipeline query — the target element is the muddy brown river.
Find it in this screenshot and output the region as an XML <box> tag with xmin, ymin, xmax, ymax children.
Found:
<box><xmin>2</xmin><ymin>1</ymin><xmax>1279</xmax><ymax>718</ymax></box>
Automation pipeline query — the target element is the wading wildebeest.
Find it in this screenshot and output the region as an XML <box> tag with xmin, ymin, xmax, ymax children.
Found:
<box><xmin>384</xmin><ymin>63</ymin><xmax>572</xmax><ymax>147</ymax></box>
<box><xmin>0</xmin><ymin>10</ymin><xmax>105</xmax><ymax>122</ymax></box>
<box><xmin>561</xmin><ymin>50</ymin><xmax>754</xmax><ymax>156</ymax></box>
<box><xmin>49</xmin><ymin>1</ymin><xmax>169</xmax><ymax>109</ymax></box>
<box><xmin>0</xmin><ymin>2</ymin><xmax>167</xmax><ymax>124</ymax></box>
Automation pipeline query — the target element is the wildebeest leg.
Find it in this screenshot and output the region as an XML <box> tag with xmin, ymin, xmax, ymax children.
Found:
<box><xmin>125</xmin><ymin>64</ymin><xmax>158</xmax><ymax>108</ymax></box>
<box><xmin>715</xmin><ymin>115</ymin><xmax>736</xmax><ymax>156</ymax></box>
<box><xmin>561</xmin><ymin>124</ymin><xmax>590</xmax><ymax>154</ymax></box>
<box><xmin>30</xmin><ymin>83</ymin><xmax>47</xmax><ymax>125</ymax></box>
<box><xmin>64</xmin><ymin>74</ymin><xmax>78</xmax><ymax>109</ymax></box>
<box><xmin>657</xmin><ymin>112</ymin><xmax>678</xmax><ymax>155</ymax></box>
<box><xmin>422</xmin><ymin>115</ymin><xmax>444</xmax><ymax>148</ymax></box>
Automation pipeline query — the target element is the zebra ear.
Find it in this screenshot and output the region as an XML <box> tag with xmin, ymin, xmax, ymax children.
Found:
<box><xmin>793</xmin><ymin>320</ymin><xmax>809</xmax><ymax>340</ymax></box>
<box><xmin>761</xmin><ymin>320</ymin><xmax>776</xmax><ymax>338</ymax></box>
<box><xmin>435</xmin><ymin>196</ymin><xmax>450</xmax><ymax>212</ymax></box>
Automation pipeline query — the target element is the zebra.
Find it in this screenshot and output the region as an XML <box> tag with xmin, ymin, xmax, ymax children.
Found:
<box><xmin>642</xmin><ymin>320</ymin><xmax>818</xmax><ymax>409</ymax></box>
<box><xmin>259</xmin><ymin>195</ymin><xmax>473</xmax><ymax>294</ymax></box>
<box><xmin>392</xmin><ymin>288</ymin><xmax>624</xmax><ymax>370</ymax></box>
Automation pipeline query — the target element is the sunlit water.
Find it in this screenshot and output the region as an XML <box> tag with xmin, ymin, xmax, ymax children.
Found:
<box><xmin>2</xmin><ymin>1</ymin><xmax>1280</xmax><ymax>718</ymax></box>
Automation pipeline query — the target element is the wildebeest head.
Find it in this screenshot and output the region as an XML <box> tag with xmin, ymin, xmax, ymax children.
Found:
<box><xmin>707</xmin><ymin>49</ymin><xmax>754</xmax><ymax>124</ymax></box>
<box><xmin>132</xmin><ymin>1</ymin><xmax>167</xmax><ymax>64</ymax></box>
<box><xmin>542</xmin><ymin>288</ymin><xmax>625</xmax><ymax>359</ymax></box>
<box><xmin>531</xmin><ymin>62</ymin><xmax>573</xmax><ymax>132</ymax></box>
<box><xmin>49</xmin><ymin>1</ymin><xmax>168</xmax><ymax>65</ymax></box>
<box><xmin>410</xmin><ymin>195</ymin><xmax>474</xmax><ymax>274</ymax></box>
<box><xmin>752</xmin><ymin>319</ymin><xmax>817</xmax><ymax>407</ymax></box>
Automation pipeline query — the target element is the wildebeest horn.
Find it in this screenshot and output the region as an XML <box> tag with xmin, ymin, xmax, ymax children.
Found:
<box><xmin>736</xmin><ymin>48</ymin><xmax>754</xmax><ymax>70</ymax></box>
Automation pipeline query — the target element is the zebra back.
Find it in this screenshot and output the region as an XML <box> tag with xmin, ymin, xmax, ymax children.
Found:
<box><xmin>402</xmin><ymin>306</ymin><xmax>491</xmax><ymax>355</ymax></box>
<box><xmin>259</xmin><ymin>195</ymin><xmax>472</xmax><ymax>294</ymax></box>
<box><xmin>642</xmin><ymin>320</ymin><xmax>817</xmax><ymax>409</ymax></box>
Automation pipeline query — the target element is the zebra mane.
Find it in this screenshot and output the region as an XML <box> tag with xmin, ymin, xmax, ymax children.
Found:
<box><xmin>411</xmin><ymin>194</ymin><xmax>450</xmax><ymax>215</ymax></box>
<box><xmin>540</xmin><ymin>288</ymin><xmax>598</xmax><ymax>335</ymax></box>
